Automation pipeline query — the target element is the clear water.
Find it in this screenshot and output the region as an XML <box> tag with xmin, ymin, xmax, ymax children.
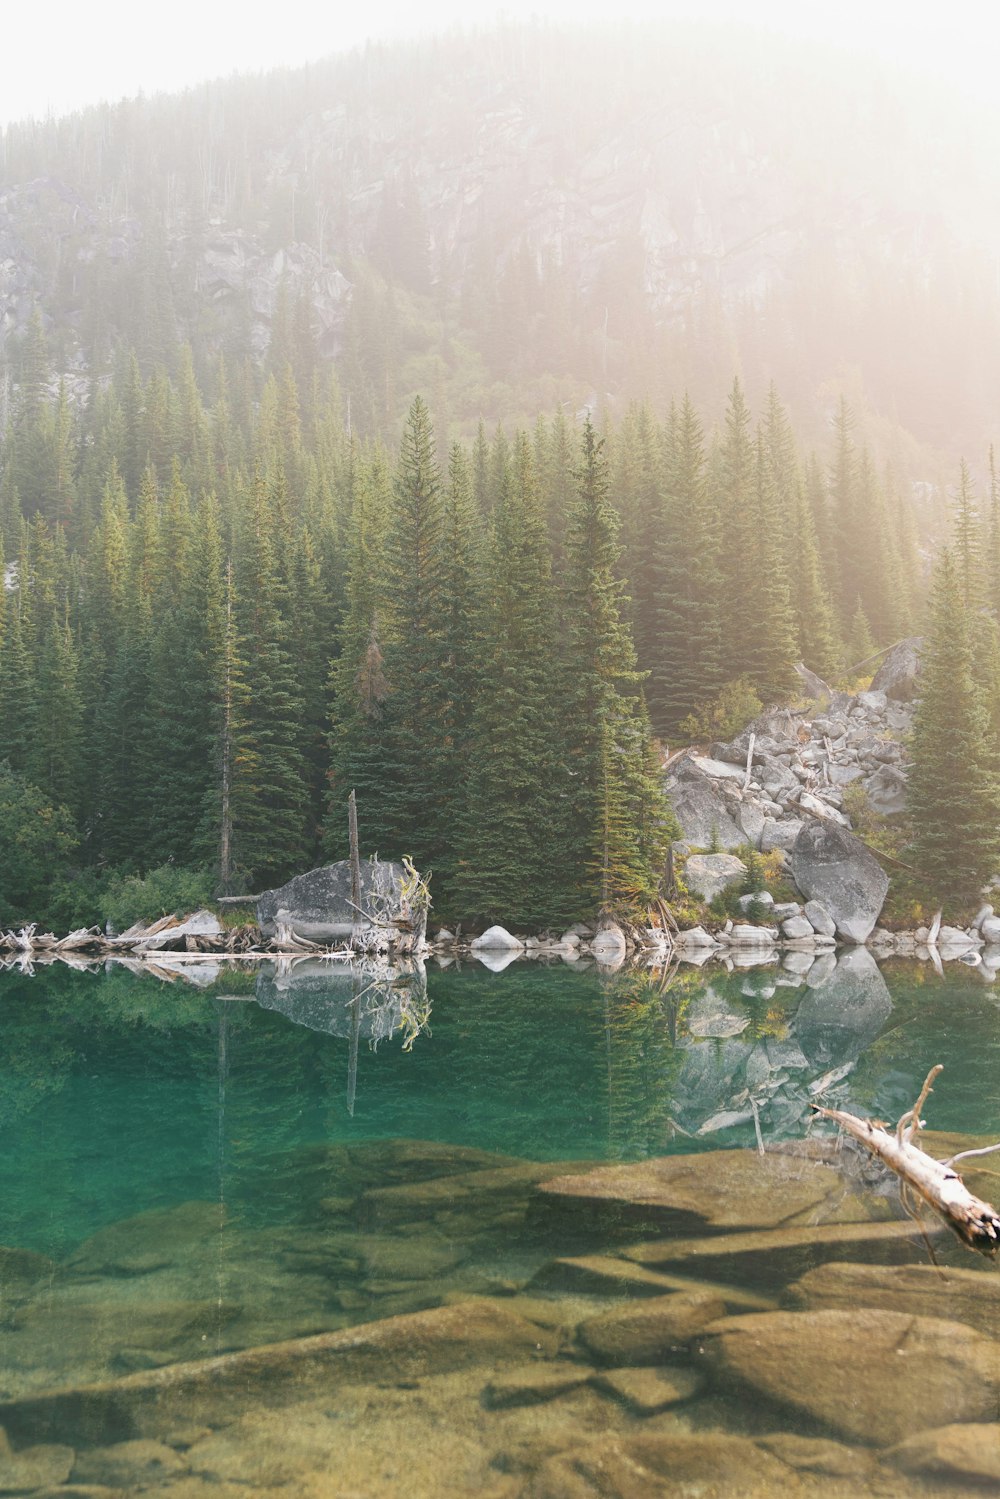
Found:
<box><xmin>1</xmin><ymin>955</ymin><xmax>998</xmax><ymax>1493</ymax></box>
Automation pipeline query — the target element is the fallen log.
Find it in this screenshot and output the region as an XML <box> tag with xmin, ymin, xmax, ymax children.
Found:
<box><xmin>812</xmin><ymin>1066</ymin><xmax>1000</xmax><ymax>1257</ymax></box>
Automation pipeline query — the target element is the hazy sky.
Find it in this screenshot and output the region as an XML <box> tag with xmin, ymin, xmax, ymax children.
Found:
<box><xmin>2</xmin><ymin>0</ymin><xmax>996</xmax><ymax>126</ymax></box>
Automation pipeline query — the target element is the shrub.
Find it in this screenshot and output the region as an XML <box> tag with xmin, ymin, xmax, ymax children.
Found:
<box><xmin>680</xmin><ymin>677</ymin><xmax>764</xmax><ymax>744</ymax></box>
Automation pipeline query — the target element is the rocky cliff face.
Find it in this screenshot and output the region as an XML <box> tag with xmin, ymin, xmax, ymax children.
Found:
<box><xmin>1</xmin><ymin>27</ymin><xmax>997</xmax><ymax>455</ymax></box>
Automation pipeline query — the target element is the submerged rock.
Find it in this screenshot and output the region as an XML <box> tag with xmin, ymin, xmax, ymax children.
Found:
<box><xmin>697</xmin><ymin>1308</ymin><xmax>1000</xmax><ymax>1445</ymax></box>
<box><xmin>578</xmin><ymin>1292</ymin><xmax>726</xmax><ymax>1364</ymax></box>
<box><xmin>888</xmin><ymin>1423</ymin><xmax>1000</xmax><ymax>1483</ymax></box>
<box><xmin>792</xmin><ymin>948</ymin><xmax>892</xmax><ymax>1067</ymax></box>
<box><xmin>529</xmin><ymin>1433</ymin><xmax>798</xmax><ymax>1499</ymax></box>
<box><xmin>591</xmin><ymin>1365</ymin><xmax>703</xmax><ymax>1414</ymax></box>
<box><xmin>786</xmin><ymin>1261</ymin><xmax>1000</xmax><ymax>1338</ymax></box>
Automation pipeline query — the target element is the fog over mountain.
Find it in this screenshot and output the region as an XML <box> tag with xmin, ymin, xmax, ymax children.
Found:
<box><xmin>1</xmin><ymin>22</ymin><xmax>997</xmax><ymax>492</ymax></box>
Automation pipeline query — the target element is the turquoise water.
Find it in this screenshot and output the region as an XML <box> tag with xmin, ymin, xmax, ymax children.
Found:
<box><xmin>2</xmin><ymin>955</ymin><xmax>998</xmax><ymax>1258</ymax></box>
<box><xmin>1</xmin><ymin>954</ymin><xmax>998</xmax><ymax>1496</ymax></box>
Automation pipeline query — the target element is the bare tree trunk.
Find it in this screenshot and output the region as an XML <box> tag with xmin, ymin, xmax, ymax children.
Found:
<box><xmin>348</xmin><ymin>789</ymin><xmax>362</xmax><ymax>950</ymax></box>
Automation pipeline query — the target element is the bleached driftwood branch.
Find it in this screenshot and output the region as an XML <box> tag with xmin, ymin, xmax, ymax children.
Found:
<box><xmin>812</xmin><ymin>1065</ymin><xmax>1000</xmax><ymax>1257</ymax></box>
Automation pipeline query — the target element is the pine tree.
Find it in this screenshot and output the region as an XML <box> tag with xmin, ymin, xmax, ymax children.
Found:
<box><xmin>562</xmin><ymin>418</ymin><xmax>670</xmax><ymax>913</ymax></box>
<box><xmin>908</xmin><ymin>549</ymin><xmax>1000</xmax><ymax>905</ymax></box>
<box><xmin>455</xmin><ymin>432</ymin><xmax>568</xmax><ymax>924</ymax></box>
<box><xmin>650</xmin><ymin>394</ymin><xmax>723</xmax><ymax>734</ymax></box>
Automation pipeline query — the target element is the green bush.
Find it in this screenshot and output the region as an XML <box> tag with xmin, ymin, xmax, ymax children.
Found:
<box><xmin>680</xmin><ymin>677</ymin><xmax>764</xmax><ymax>744</ymax></box>
<box><xmin>49</xmin><ymin>864</ymin><xmax>216</xmax><ymax>933</ymax></box>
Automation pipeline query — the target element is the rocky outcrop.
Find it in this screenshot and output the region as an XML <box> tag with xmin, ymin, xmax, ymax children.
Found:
<box><xmin>256</xmin><ymin>858</ymin><xmax>427</xmax><ymax>950</ymax></box>
<box><xmin>789</xmin><ymin>822</ymin><xmax>889</xmax><ymax>942</ymax></box>
<box><xmin>665</xmin><ymin>684</ymin><xmax>914</xmax><ymax>858</ymax></box>
<box><xmin>683</xmin><ymin>853</ymin><xmax>747</xmax><ymax>903</ymax></box>
<box><xmin>869</xmin><ymin>637</ymin><xmax>923</xmax><ymax>701</ymax></box>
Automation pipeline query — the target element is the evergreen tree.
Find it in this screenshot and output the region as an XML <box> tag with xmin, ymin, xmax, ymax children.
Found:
<box><xmin>455</xmin><ymin>432</ymin><xmax>568</xmax><ymax>924</ymax></box>
<box><xmin>562</xmin><ymin>419</ymin><xmax>670</xmax><ymax>913</ymax></box>
<box><xmin>650</xmin><ymin>394</ymin><xmax>722</xmax><ymax>733</ymax></box>
<box><xmin>908</xmin><ymin>549</ymin><xmax>1000</xmax><ymax>905</ymax></box>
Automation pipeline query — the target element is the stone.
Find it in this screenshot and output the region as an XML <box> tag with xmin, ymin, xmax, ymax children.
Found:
<box><xmin>937</xmin><ymin>924</ymin><xmax>980</xmax><ymax>950</ymax></box>
<box><xmin>685</xmin><ymin>753</ymin><xmax>748</xmax><ymax>781</ymax></box>
<box><xmin>797</xmin><ymin>791</ymin><xmax>849</xmax><ymax>825</ymax></box>
<box><xmin>781</xmin><ymin>915</ymin><xmax>814</xmax><ymax>940</ymax></box>
<box><xmin>0</xmin><ymin>1300</ymin><xmax>549</xmax><ymax>1449</ymax></box>
<box><xmin>0</xmin><ymin>1442</ymin><xmax>75</xmax><ymax>1492</ymax></box>
<box><xmin>785</xmin><ymin>1261</ymin><xmax>1000</xmax><ymax>1338</ymax></box>
<box><xmin>727</xmin><ymin>924</ymin><xmax>777</xmax><ymax>945</ymax></box>
<box><xmin>757</xmin><ymin>1433</ymin><xmax>876</xmax><ymax>1478</ymax></box>
<box><xmin>981</xmin><ymin>916</ymin><xmax>1000</xmax><ymax>944</ymax></box>
<box><xmin>535</xmin><ymin>1146</ymin><xmax>877</xmax><ymax>1236</ymax></box>
<box><xmin>737</xmin><ymin>890</ymin><xmax>773</xmax><ymax>912</ymax></box>
<box><xmin>359</xmin><ymin>1159</ymin><xmax>580</xmax><ymax>1227</ymax></box>
<box><xmin>481</xmin><ymin>1364</ymin><xmax>595</xmax><ymax>1409</ymax></box>
<box><xmin>668</xmin><ymin>781</ymin><xmax>743</xmax><ymax>849</ymax></box>
<box><xmin>683</xmin><ymin>857</ymin><xmax>746</xmax><ymax>899</ymax></box>
<box><xmin>0</xmin><ymin>1246</ymin><xmax>57</xmax><ymax>1301</ymax></box>
<box><xmin>578</xmin><ymin>1293</ymin><xmax>727</xmax><ymax>1365</ymax></box>
<box><xmin>789</xmin><ymin>820</ymin><xmax>889</xmax><ymax>942</ymax></box>
<box><xmin>888</xmin><ymin>1423</ymin><xmax>1000</xmax><ymax>1483</ymax></box>
<box><xmin>470</xmin><ymin>924</ymin><xmax>523</xmax><ymax>951</ymax></box>
<box><xmin>672</xmin><ymin>925</ymin><xmax>717</xmax><ymax>948</ymax></box>
<box><xmin>590</xmin><ymin>922</ymin><xmax>627</xmax><ymax>961</ymax></box>
<box><xmin>803</xmin><ymin>899</ymin><xmax>836</xmax><ymax>937</ymax></box>
<box><xmin>256</xmin><ymin>858</ymin><xmax>427</xmax><ymax>946</ymax></box>
<box><xmin>759</xmin><ymin>818</ymin><xmax>803</xmax><ymax>852</ymax></box>
<box><xmin>697</xmin><ymin>1308</ymin><xmax>1000</xmax><ymax>1445</ymax></box>
<box><xmin>255</xmin><ymin>957</ymin><xmax>428</xmax><ymax>1042</ymax></box>
<box><xmin>71</xmin><ymin>1439</ymin><xmax>186</xmax><ymax>1488</ymax></box>
<box><xmin>530</xmin><ymin>1433</ymin><xmax>800</xmax><ymax>1499</ymax></box>
<box><xmin>793</xmin><ymin>663</ymin><xmax>832</xmax><ymax>702</ymax></box>
<box><xmin>869</xmin><ymin>636</ymin><xmax>923</xmax><ymax>701</ymax></box>
<box><xmin>864</xmin><ymin>764</ymin><xmax>908</xmax><ymax>817</ymax></box>
<box><xmin>591</xmin><ymin>1366</ymin><xmax>703</xmax><ymax>1414</ymax></box>
<box><xmin>792</xmin><ymin>948</ymin><xmax>891</xmax><ymax>1066</ymax></box>
<box><xmin>620</xmin><ymin>1220</ymin><xmax>939</xmax><ymax>1290</ymax></box>
<box><xmin>855</xmin><ymin>688</ymin><xmax>888</xmax><ymax>714</ymax></box>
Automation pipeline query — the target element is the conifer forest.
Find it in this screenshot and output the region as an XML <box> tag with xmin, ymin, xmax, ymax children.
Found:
<box><xmin>2</xmin><ymin>25</ymin><xmax>999</xmax><ymax>929</ymax></box>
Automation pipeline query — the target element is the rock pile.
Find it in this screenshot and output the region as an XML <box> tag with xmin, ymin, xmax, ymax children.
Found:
<box><xmin>667</xmin><ymin>660</ymin><xmax>919</xmax><ymax>862</ymax></box>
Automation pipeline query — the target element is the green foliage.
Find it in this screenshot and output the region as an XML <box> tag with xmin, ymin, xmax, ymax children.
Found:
<box><xmin>49</xmin><ymin>864</ymin><xmax>216</xmax><ymax>932</ymax></box>
<box><xmin>0</xmin><ymin>764</ymin><xmax>78</xmax><ymax>925</ymax></box>
<box><xmin>680</xmin><ymin>677</ymin><xmax>764</xmax><ymax>744</ymax></box>
<box><xmin>907</xmin><ymin>549</ymin><xmax>1000</xmax><ymax>906</ymax></box>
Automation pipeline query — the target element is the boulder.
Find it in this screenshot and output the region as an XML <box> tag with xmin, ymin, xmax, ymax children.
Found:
<box><xmin>697</xmin><ymin>1308</ymin><xmax>1000</xmax><ymax>1445</ymax></box>
<box><xmin>793</xmin><ymin>662</ymin><xmax>833</xmax><ymax>702</ymax></box>
<box><xmin>591</xmin><ymin>1366</ymin><xmax>703</xmax><ymax>1414</ymax></box>
<box><xmin>470</xmin><ymin>925</ymin><xmax>522</xmax><ymax>952</ymax></box>
<box><xmin>668</xmin><ymin>781</ymin><xmax>743</xmax><ymax>849</ymax></box>
<box><xmin>683</xmin><ymin>853</ymin><xmax>747</xmax><ymax>903</ymax></box>
<box><xmin>535</xmin><ymin>1146</ymin><xmax>878</xmax><ymax>1235</ymax></box>
<box><xmin>257</xmin><ymin>858</ymin><xmax>427</xmax><ymax>947</ymax></box>
<box><xmin>672</xmin><ymin>925</ymin><xmax>718</xmax><ymax>949</ymax></box>
<box><xmin>888</xmin><ymin>1423</ymin><xmax>1000</xmax><ymax>1483</ymax></box>
<box><xmin>591</xmin><ymin>921</ymin><xmax>628</xmax><ymax>962</ymax></box>
<box><xmin>786</xmin><ymin>1262</ymin><xmax>1000</xmax><ymax>1340</ymax></box>
<box><xmin>760</xmin><ymin>818</ymin><xmax>803</xmax><ymax>852</ymax></box>
<box><xmin>136</xmin><ymin>909</ymin><xmax>222</xmax><ymax>949</ymax></box>
<box><xmin>803</xmin><ymin>900</ymin><xmax>836</xmax><ymax>937</ymax></box>
<box><xmin>781</xmin><ymin>916</ymin><xmax>814</xmax><ymax>940</ymax></box>
<box><xmin>981</xmin><ymin>916</ymin><xmax>1000</xmax><ymax>945</ymax></box>
<box><xmin>578</xmin><ymin>1292</ymin><xmax>727</xmax><ymax>1364</ymax></box>
<box><xmin>869</xmin><ymin>636</ymin><xmax>923</xmax><ymax>701</ymax></box>
<box><xmin>863</xmin><ymin>764</ymin><xmax>908</xmax><ymax>817</ymax></box>
<box><xmin>789</xmin><ymin>821</ymin><xmax>888</xmax><ymax>942</ymax></box>
<box><xmin>727</xmin><ymin>924</ymin><xmax>778</xmax><ymax>945</ymax></box>
<box><xmin>529</xmin><ymin>1433</ymin><xmax>800</xmax><ymax>1499</ymax></box>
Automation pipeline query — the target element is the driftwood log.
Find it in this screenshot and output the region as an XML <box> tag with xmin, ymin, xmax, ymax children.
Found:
<box><xmin>812</xmin><ymin>1065</ymin><xmax>1000</xmax><ymax>1257</ymax></box>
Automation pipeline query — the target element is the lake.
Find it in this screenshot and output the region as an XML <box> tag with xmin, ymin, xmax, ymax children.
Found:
<box><xmin>1</xmin><ymin>953</ymin><xmax>998</xmax><ymax>1495</ymax></box>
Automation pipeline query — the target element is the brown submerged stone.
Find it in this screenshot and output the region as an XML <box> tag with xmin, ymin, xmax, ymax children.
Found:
<box><xmin>0</xmin><ymin>1299</ymin><xmax>552</xmax><ymax>1448</ymax></box>
<box><xmin>620</xmin><ymin>1219</ymin><xmax>942</xmax><ymax>1289</ymax></box>
<box><xmin>578</xmin><ymin>1293</ymin><xmax>726</xmax><ymax>1365</ymax></box>
<box><xmin>527</xmin><ymin>1255</ymin><xmax>775</xmax><ymax>1310</ymax></box>
<box><xmin>786</xmin><ymin>1260</ymin><xmax>1000</xmax><ymax>1337</ymax></box>
<box><xmin>525</xmin><ymin>1432</ymin><xmax>802</xmax><ymax>1498</ymax></box>
<box><xmin>482</xmin><ymin>1365</ymin><xmax>596</xmax><ymax>1409</ymax></box>
<box><xmin>887</xmin><ymin>1422</ymin><xmax>1000</xmax><ymax>1482</ymax></box>
<box><xmin>697</xmin><ymin>1308</ymin><xmax>1000</xmax><ymax>1446</ymax></box>
<box><xmin>591</xmin><ymin>1366</ymin><xmax>703</xmax><ymax>1415</ymax></box>
<box><xmin>535</xmin><ymin>1147</ymin><xmax>880</xmax><ymax>1237</ymax></box>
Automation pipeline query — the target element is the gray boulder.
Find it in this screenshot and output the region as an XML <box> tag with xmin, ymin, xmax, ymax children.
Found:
<box><xmin>864</xmin><ymin>765</ymin><xmax>908</xmax><ymax>817</ymax></box>
<box><xmin>471</xmin><ymin>925</ymin><xmax>523</xmax><ymax>952</ymax></box>
<box><xmin>870</xmin><ymin>637</ymin><xmax>923</xmax><ymax>701</ymax></box>
<box><xmin>257</xmin><ymin>858</ymin><xmax>428</xmax><ymax>947</ymax></box>
<box><xmin>684</xmin><ymin>853</ymin><xmax>747</xmax><ymax>903</ymax></box>
<box><xmin>793</xmin><ymin>662</ymin><xmax>833</xmax><ymax>702</ymax></box>
<box><xmin>790</xmin><ymin>821</ymin><xmax>889</xmax><ymax>943</ymax></box>
<box><xmin>668</xmin><ymin>781</ymin><xmax>743</xmax><ymax>849</ymax></box>
<box><xmin>804</xmin><ymin>900</ymin><xmax>837</xmax><ymax>937</ymax></box>
<box><xmin>255</xmin><ymin>958</ymin><xmax>427</xmax><ymax>1042</ymax></box>
<box><xmin>760</xmin><ymin>818</ymin><xmax>803</xmax><ymax>852</ymax></box>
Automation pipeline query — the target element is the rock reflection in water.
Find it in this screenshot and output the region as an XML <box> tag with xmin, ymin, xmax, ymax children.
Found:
<box><xmin>254</xmin><ymin>957</ymin><xmax>431</xmax><ymax>1114</ymax></box>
